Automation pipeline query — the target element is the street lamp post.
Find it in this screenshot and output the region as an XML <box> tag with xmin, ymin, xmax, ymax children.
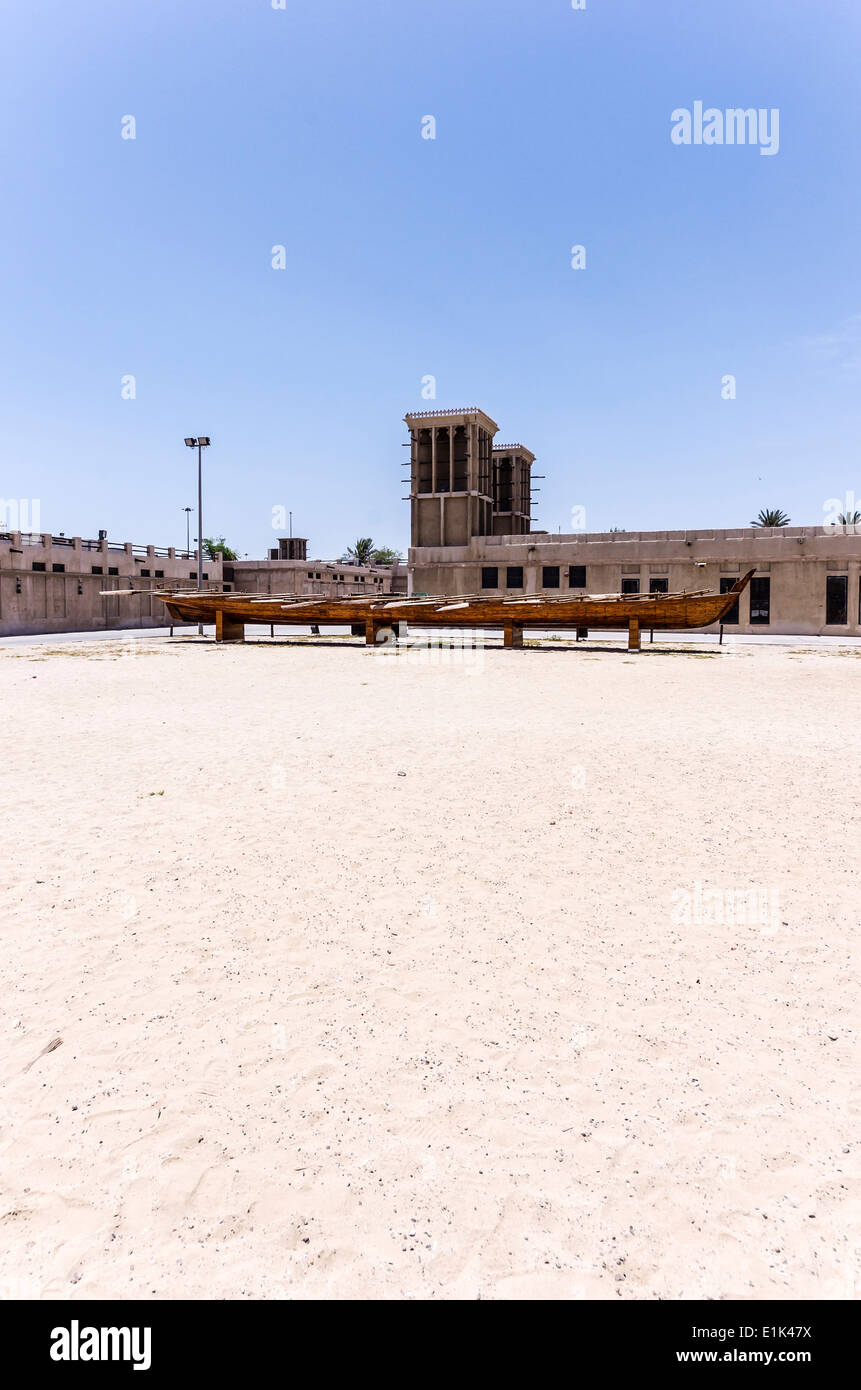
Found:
<box><xmin>184</xmin><ymin>437</ymin><xmax>211</xmax><ymax>633</ymax></box>
<box><xmin>182</xmin><ymin>506</ymin><xmax>193</xmax><ymax>555</ymax></box>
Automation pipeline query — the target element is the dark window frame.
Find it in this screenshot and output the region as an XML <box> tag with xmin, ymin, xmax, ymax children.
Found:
<box><xmin>719</xmin><ymin>577</ymin><xmax>740</xmax><ymax>624</ymax></box>
<box><xmin>542</xmin><ymin>565</ymin><xmax>560</xmax><ymax>589</ymax></box>
<box><xmin>506</xmin><ymin>565</ymin><xmax>524</xmax><ymax>589</ymax></box>
<box><xmin>481</xmin><ymin>567</ymin><xmax>498</xmax><ymax>589</ymax></box>
<box><xmin>749</xmin><ymin>576</ymin><xmax>770</xmax><ymax>625</ymax></box>
<box><xmin>826</xmin><ymin>574</ymin><xmax>848</xmax><ymax>625</ymax></box>
<box><xmin>568</xmin><ymin>565</ymin><xmax>586</xmax><ymax>588</ymax></box>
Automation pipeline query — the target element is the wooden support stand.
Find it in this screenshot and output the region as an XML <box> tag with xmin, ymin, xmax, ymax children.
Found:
<box><xmin>215</xmin><ymin>610</ymin><xmax>245</xmax><ymax>643</ymax></box>
<box><xmin>364</xmin><ymin>619</ymin><xmax>377</xmax><ymax>646</ymax></box>
<box><xmin>628</xmin><ymin>619</ymin><xmax>641</xmax><ymax>651</ymax></box>
<box><xmin>504</xmin><ymin>625</ymin><xmax>523</xmax><ymax>648</ymax></box>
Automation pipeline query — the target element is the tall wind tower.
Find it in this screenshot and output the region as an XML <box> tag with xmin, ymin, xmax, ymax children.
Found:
<box><xmin>404</xmin><ymin>406</ymin><xmax>498</xmax><ymax>547</ymax></box>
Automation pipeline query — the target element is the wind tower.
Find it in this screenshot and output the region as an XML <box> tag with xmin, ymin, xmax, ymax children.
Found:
<box><xmin>404</xmin><ymin>406</ymin><xmax>498</xmax><ymax>547</ymax></box>
<box><xmin>491</xmin><ymin>444</ymin><xmax>534</xmax><ymax>535</ymax></box>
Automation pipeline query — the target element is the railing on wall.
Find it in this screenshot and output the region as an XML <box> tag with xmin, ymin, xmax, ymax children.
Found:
<box><xmin>0</xmin><ymin>534</ymin><xmax>204</xmax><ymax>558</ymax></box>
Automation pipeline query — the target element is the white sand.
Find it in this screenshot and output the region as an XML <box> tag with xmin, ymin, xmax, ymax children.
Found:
<box><xmin>0</xmin><ymin>633</ymin><xmax>857</xmax><ymax>1300</ymax></box>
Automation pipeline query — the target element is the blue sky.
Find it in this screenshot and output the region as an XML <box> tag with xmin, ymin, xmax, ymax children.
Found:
<box><xmin>2</xmin><ymin>0</ymin><xmax>860</xmax><ymax>558</ymax></box>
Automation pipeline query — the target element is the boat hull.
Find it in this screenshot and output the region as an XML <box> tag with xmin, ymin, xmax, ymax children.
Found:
<box><xmin>156</xmin><ymin>570</ymin><xmax>754</xmax><ymax>639</ymax></box>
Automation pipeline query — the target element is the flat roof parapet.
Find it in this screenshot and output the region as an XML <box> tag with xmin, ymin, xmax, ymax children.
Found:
<box><xmin>417</xmin><ymin>524</ymin><xmax>861</xmax><ymax>551</ymax></box>
<box><xmin>404</xmin><ymin>406</ymin><xmax>499</xmax><ymax>432</ymax></box>
<box><xmin>406</xmin><ymin>406</ymin><xmax>482</xmax><ymax>418</ymax></box>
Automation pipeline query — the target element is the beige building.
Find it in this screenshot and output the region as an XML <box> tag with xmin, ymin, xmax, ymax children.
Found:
<box><xmin>405</xmin><ymin>406</ymin><xmax>861</xmax><ymax>635</ymax></box>
<box><xmin>228</xmin><ymin>540</ymin><xmax>406</xmax><ymax>598</ymax></box>
<box><xmin>0</xmin><ymin>530</ymin><xmax>223</xmax><ymax>637</ymax></box>
<box><xmin>0</xmin><ymin>530</ymin><xmax>406</xmax><ymax>637</ymax></box>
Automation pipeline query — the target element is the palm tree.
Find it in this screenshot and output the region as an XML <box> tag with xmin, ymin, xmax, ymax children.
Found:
<box><xmin>340</xmin><ymin>537</ymin><xmax>376</xmax><ymax>566</ymax></box>
<box><xmin>751</xmin><ymin>509</ymin><xmax>790</xmax><ymax>528</ymax></box>
<box><xmin>837</xmin><ymin>510</ymin><xmax>861</xmax><ymax>526</ymax></box>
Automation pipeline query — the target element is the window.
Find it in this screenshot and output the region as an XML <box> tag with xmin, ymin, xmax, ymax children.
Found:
<box><xmin>481</xmin><ymin>566</ymin><xmax>498</xmax><ymax>589</ymax></box>
<box><xmin>621</xmin><ymin>577</ymin><xmax>640</xmax><ymax>594</ymax></box>
<box><xmin>649</xmin><ymin>577</ymin><xmax>668</xmax><ymax>594</ymax></box>
<box><xmin>91</xmin><ymin>565</ymin><xmax>103</xmax><ymax>575</ymax></box>
<box><xmin>32</xmin><ymin>561</ymin><xmax>46</xmax><ymax>571</ymax></box>
<box><xmin>506</xmin><ymin>566</ymin><xmax>524</xmax><ymax>589</ymax></box>
<box><xmin>568</xmin><ymin>565</ymin><xmax>586</xmax><ymax>588</ymax></box>
<box><xmin>189</xmin><ymin>571</ymin><xmax>197</xmax><ymax>579</ymax></box>
<box><xmin>307</xmin><ymin>572</ymin><xmax>313</xmax><ymax>579</ymax></box>
<box><xmin>52</xmin><ymin>563</ymin><xmax>65</xmax><ymax>573</ymax></box>
<box><xmin>140</xmin><ymin>568</ymin><xmax>150</xmax><ymax>577</ymax></box>
<box><xmin>108</xmin><ymin>567</ymin><xmax>119</xmax><ymax>576</ymax></box>
<box><xmin>154</xmin><ymin>570</ymin><xmax>164</xmax><ymax>578</ymax></box>
<box><xmin>719</xmin><ymin>577</ymin><xmax>739</xmax><ymax>624</ymax></box>
<box><xmin>749</xmin><ymin>576</ymin><xmax>770</xmax><ymax>624</ymax></box>
<box><xmin>542</xmin><ymin>565</ymin><xmax>560</xmax><ymax>588</ymax></box>
<box><xmin>826</xmin><ymin>574</ymin><xmax>848</xmax><ymax>625</ymax></box>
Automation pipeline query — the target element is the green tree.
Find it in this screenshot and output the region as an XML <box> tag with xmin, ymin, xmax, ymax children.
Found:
<box><xmin>371</xmin><ymin>546</ymin><xmax>403</xmax><ymax>565</ymax></box>
<box><xmin>751</xmin><ymin>509</ymin><xmax>790</xmax><ymax>528</ymax></box>
<box><xmin>837</xmin><ymin>510</ymin><xmax>861</xmax><ymax>525</ymax></box>
<box><xmin>203</xmin><ymin>536</ymin><xmax>239</xmax><ymax>560</ymax></box>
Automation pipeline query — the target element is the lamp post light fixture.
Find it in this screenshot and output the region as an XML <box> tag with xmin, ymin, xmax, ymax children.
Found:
<box><xmin>184</xmin><ymin>436</ymin><xmax>211</xmax><ymax>634</ymax></box>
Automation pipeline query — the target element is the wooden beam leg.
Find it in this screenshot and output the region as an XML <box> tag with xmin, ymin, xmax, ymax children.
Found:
<box><xmin>215</xmin><ymin>610</ymin><xmax>245</xmax><ymax>643</ymax></box>
<box><xmin>628</xmin><ymin>618</ymin><xmax>641</xmax><ymax>651</ymax></box>
<box><xmin>504</xmin><ymin>625</ymin><xmax>523</xmax><ymax>648</ymax></box>
<box><xmin>364</xmin><ymin>619</ymin><xmax>377</xmax><ymax>645</ymax></box>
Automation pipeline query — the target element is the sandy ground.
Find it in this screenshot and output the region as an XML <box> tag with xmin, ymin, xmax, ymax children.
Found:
<box><xmin>0</xmin><ymin>631</ymin><xmax>858</xmax><ymax>1301</ymax></box>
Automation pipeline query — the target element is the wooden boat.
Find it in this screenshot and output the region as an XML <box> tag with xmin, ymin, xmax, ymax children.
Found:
<box><xmin>154</xmin><ymin>569</ymin><xmax>754</xmax><ymax>650</ymax></box>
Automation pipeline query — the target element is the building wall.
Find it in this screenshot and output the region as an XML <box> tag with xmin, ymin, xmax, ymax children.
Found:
<box><xmin>408</xmin><ymin>526</ymin><xmax>861</xmax><ymax>635</ymax></box>
<box><xmin>0</xmin><ymin>532</ymin><xmax>223</xmax><ymax>637</ymax></box>
<box><xmin>0</xmin><ymin>532</ymin><xmax>408</xmax><ymax>637</ymax></box>
<box><xmin>228</xmin><ymin>558</ymin><xmax>406</xmax><ymax>597</ymax></box>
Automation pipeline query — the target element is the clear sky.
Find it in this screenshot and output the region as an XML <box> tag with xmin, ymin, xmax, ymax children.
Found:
<box><xmin>2</xmin><ymin>0</ymin><xmax>860</xmax><ymax>559</ymax></box>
